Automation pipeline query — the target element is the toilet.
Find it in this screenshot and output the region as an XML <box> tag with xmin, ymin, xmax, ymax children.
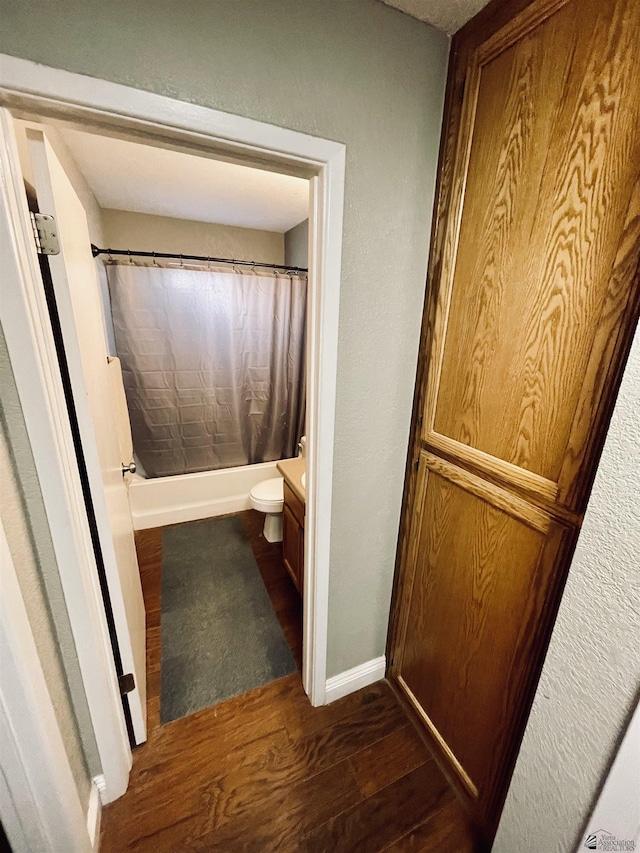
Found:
<box><xmin>249</xmin><ymin>477</ymin><xmax>284</xmax><ymax>543</ymax></box>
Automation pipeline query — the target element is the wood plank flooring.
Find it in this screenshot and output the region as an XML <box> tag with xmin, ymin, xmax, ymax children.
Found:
<box><xmin>100</xmin><ymin>511</ymin><xmax>477</xmax><ymax>852</ymax></box>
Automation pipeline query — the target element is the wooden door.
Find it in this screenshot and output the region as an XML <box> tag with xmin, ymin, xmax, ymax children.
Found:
<box><xmin>388</xmin><ymin>0</ymin><xmax>640</xmax><ymax>838</ymax></box>
<box><xmin>27</xmin><ymin>128</ymin><xmax>147</xmax><ymax>744</ymax></box>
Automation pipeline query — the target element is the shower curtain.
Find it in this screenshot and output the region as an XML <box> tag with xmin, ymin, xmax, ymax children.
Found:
<box><xmin>107</xmin><ymin>263</ymin><xmax>307</xmax><ymax>478</ymax></box>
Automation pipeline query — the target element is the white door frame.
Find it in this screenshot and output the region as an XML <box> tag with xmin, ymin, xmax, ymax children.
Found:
<box><xmin>0</xmin><ymin>47</ymin><xmax>344</xmax><ymax>755</ymax></box>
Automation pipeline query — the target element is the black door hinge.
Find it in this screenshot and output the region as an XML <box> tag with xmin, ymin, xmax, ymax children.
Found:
<box><xmin>118</xmin><ymin>673</ymin><xmax>135</xmax><ymax>695</ymax></box>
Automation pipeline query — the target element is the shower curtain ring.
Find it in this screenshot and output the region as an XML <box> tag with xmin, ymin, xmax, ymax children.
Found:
<box><xmin>152</xmin><ymin>251</ymin><xmax>158</xmax><ymax>267</ymax></box>
<box><xmin>128</xmin><ymin>249</ymin><xmax>133</xmax><ymax>265</ymax></box>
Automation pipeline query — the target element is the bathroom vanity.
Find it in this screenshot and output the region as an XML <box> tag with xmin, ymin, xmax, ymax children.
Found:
<box><xmin>276</xmin><ymin>457</ymin><xmax>305</xmax><ymax>596</ymax></box>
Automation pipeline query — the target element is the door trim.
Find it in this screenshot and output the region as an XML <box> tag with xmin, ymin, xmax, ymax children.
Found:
<box><xmin>0</xmin><ymin>55</ymin><xmax>345</xmax><ymax>728</ymax></box>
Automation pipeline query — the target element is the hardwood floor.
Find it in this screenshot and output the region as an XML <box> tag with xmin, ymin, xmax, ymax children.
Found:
<box><xmin>100</xmin><ymin>511</ymin><xmax>476</xmax><ymax>852</ymax></box>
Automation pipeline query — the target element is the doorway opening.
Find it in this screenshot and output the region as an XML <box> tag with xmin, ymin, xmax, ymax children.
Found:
<box><xmin>1</xmin><ymin>60</ymin><xmax>345</xmax><ymax>813</ymax></box>
<box><xmin>3</xmin><ymin>90</ymin><xmax>344</xmax><ymax>768</ymax></box>
<box><xmin>9</xmin><ymin>113</ymin><xmax>316</xmax><ymax>746</ymax></box>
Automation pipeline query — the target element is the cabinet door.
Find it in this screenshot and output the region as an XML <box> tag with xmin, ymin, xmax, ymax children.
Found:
<box><xmin>283</xmin><ymin>503</ymin><xmax>302</xmax><ymax>594</ymax></box>
<box><xmin>396</xmin><ymin>454</ymin><xmax>572</xmax><ymax>811</ymax></box>
<box><xmin>389</xmin><ymin>0</ymin><xmax>640</xmax><ymax>838</ymax></box>
<box><xmin>422</xmin><ymin>0</ymin><xmax>640</xmax><ymax>514</ymax></box>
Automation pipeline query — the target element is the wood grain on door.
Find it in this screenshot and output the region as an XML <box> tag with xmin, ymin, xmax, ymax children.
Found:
<box><xmin>388</xmin><ymin>0</ymin><xmax>640</xmax><ymax>842</ymax></box>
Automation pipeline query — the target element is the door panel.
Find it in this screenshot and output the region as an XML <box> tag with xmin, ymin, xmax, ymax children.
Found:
<box><xmin>423</xmin><ymin>0</ymin><xmax>640</xmax><ymax>507</ymax></box>
<box><xmin>27</xmin><ymin>129</ymin><xmax>147</xmax><ymax>743</ymax></box>
<box><xmin>390</xmin><ymin>0</ymin><xmax>640</xmax><ymax>839</ymax></box>
<box><xmin>397</xmin><ymin>453</ymin><xmax>565</xmax><ymax>803</ymax></box>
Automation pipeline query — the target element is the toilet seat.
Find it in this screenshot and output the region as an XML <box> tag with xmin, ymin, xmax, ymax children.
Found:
<box><xmin>249</xmin><ymin>477</ymin><xmax>284</xmax><ymax>514</ymax></box>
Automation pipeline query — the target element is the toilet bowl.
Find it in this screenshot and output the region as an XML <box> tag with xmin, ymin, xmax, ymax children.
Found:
<box><xmin>249</xmin><ymin>477</ymin><xmax>284</xmax><ymax>543</ymax></box>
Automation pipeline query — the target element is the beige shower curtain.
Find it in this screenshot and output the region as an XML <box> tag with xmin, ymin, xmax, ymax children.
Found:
<box><xmin>107</xmin><ymin>263</ymin><xmax>306</xmax><ymax>478</ymax></box>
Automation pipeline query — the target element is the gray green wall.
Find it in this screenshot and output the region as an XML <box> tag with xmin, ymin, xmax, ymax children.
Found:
<box><xmin>0</xmin><ymin>326</ymin><xmax>100</xmax><ymax>815</ymax></box>
<box><xmin>0</xmin><ymin>0</ymin><xmax>450</xmax><ymax>677</ymax></box>
<box><xmin>284</xmin><ymin>219</ymin><xmax>309</xmax><ymax>269</ymax></box>
<box><xmin>102</xmin><ymin>209</ymin><xmax>285</xmax><ymax>266</ymax></box>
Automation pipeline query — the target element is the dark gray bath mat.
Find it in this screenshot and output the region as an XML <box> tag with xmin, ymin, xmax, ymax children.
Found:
<box><xmin>160</xmin><ymin>515</ymin><xmax>296</xmax><ymax>723</ymax></box>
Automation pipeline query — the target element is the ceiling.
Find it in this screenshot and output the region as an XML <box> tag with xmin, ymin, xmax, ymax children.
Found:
<box><xmin>56</xmin><ymin>127</ymin><xmax>309</xmax><ymax>233</ymax></box>
<box><xmin>380</xmin><ymin>0</ymin><xmax>491</xmax><ymax>34</ymax></box>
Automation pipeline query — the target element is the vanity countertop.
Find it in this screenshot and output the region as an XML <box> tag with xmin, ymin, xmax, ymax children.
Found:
<box><xmin>277</xmin><ymin>456</ymin><xmax>305</xmax><ymax>505</ymax></box>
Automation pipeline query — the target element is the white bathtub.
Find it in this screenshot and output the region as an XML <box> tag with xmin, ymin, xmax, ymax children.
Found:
<box><xmin>128</xmin><ymin>460</ymin><xmax>280</xmax><ymax>530</ymax></box>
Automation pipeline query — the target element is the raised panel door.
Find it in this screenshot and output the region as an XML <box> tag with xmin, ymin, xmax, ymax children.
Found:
<box><xmin>389</xmin><ymin>0</ymin><xmax>640</xmax><ymax>839</ymax></box>
<box><xmin>422</xmin><ymin>0</ymin><xmax>640</xmax><ymax>511</ymax></box>
<box><xmin>396</xmin><ymin>453</ymin><xmax>568</xmax><ymax>805</ymax></box>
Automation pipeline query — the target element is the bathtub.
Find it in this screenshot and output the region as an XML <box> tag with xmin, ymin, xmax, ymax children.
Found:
<box><xmin>128</xmin><ymin>460</ymin><xmax>280</xmax><ymax>530</ymax></box>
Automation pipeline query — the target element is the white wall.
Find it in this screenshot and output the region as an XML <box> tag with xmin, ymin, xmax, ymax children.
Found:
<box><xmin>102</xmin><ymin>208</ymin><xmax>285</xmax><ymax>265</ymax></box>
<box><xmin>582</xmin><ymin>700</ymin><xmax>640</xmax><ymax>850</ymax></box>
<box><xmin>494</xmin><ymin>326</ymin><xmax>640</xmax><ymax>852</ymax></box>
<box><xmin>0</xmin><ymin>0</ymin><xmax>451</xmax><ymax>678</ymax></box>
<box><xmin>284</xmin><ymin>219</ymin><xmax>308</xmax><ymax>268</ymax></box>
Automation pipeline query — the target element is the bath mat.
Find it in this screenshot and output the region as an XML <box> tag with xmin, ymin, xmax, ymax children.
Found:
<box><xmin>160</xmin><ymin>515</ymin><xmax>296</xmax><ymax>723</ymax></box>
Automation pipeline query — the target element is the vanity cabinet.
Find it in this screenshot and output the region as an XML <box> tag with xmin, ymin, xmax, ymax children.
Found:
<box><xmin>282</xmin><ymin>481</ymin><xmax>304</xmax><ymax>596</ymax></box>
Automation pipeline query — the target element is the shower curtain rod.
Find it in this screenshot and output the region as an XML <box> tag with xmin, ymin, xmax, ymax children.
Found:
<box><xmin>90</xmin><ymin>244</ymin><xmax>308</xmax><ymax>274</ymax></box>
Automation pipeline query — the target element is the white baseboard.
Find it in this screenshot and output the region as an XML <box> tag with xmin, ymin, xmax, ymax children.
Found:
<box><xmin>87</xmin><ymin>775</ymin><xmax>104</xmax><ymax>850</ymax></box>
<box><xmin>324</xmin><ymin>655</ymin><xmax>386</xmax><ymax>704</ymax></box>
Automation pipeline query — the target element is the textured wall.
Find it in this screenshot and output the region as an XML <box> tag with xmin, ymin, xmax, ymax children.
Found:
<box><xmin>102</xmin><ymin>209</ymin><xmax>285</xmax><ymax>265</ymax></box>
<box><xmin>0</xmin><ymin>326</ymin><xmax>100</xmax><ymax>814</ymax></box>
<box><xmin>582</xmin><ymin>700</ymin><xmax>640</xmax><ymax>846</ymax></box>
<box><xmin>284</xmin><ymin>219</ymin><xmax>309</xmax><ymax>269</ymax></box>
<box><xmin>494</xmin><ymin>326</ymin><xmax>640</xmax><ymax>852</ymax></box>
<box><xmin>0</xmin><ymin>0</ymin><xmax>450</xmax><ymax>676</ymax></box>
<box><xmin>380</xmin><ymin>0</ymin><xmax>490</xmax><ymax>35</ymax></box>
